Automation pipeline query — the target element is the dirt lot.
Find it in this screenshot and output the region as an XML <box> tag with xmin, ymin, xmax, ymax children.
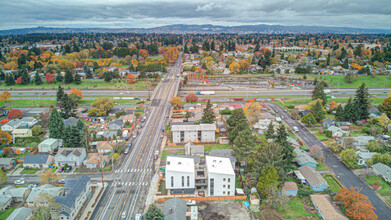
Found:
<box><xmin>198</xmin><ymin>200</ymin><xmax>250</xmax><ymax>220</ymax></box>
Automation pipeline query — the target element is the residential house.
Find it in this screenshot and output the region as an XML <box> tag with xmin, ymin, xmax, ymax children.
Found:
<box><xmin>96</xmin><ymin>131</ymin><xmax>117</xmax><ymax>140</ymax></box>
<box><xmin>83</xmin><ymin>153</ymin><xmax>109</xmax><ymax>169</ymax></box>
<box><xmin>12</xmin><ymin>129</ymin><xmax>32</xmax><ymax>142</ymax></box>
<box><xmin>299</xmin><ymin>110</ymin><xmax>310</xmax><ymax>117</ymax></box>
<box><xmin>166</xmin><ymin>156</ymin><xmax>195</xmax><ymax>194</ymax></box>
<box><xmin>55</xmin><ymin>148</ymin><xmax>86</xmax><ymax>167</ymax></box>
<box><xmin>298</xmin><ymin>165</ymin><xmax>329</xmax><ymax>192</ymax></box>
<box><xmin>38</xmin><ymin>138</ymin><xmax>63</xmax><ymax>153</ymax></box>
<box><xmin>356</xmin><ymin>149</ymin><xmax>376</xmax><ymax>166</ymax></box>
<box><xmin>322</xmin><ymin>119</ymin><xmax>335</xmax><ymax>128</ymax></box>
<box><xmin>6</xmin><ymin>207</ymin><xmax>32</xmax><ymax>220</ymax></box>
<box><xmin>335</xmin><ymin>122</ymin><xmax>351</xmax><ymax>127</ymax></box>
<box><xmin>55</xmin><ymin>175</ymin><xmax>91</xmax><ymax>220</ymax></box>
<box><xmin>253</xmin><ymin>119</ymin><xmax>278</xmax><ymax>130</ymax></box>
<box><xmin>310</xmin><ymin>194</ymin><xmax>348</xmax><ymax>220</ymax></box>
<box><xmin>372</xmin><ymin>163</ymin><xmax>391</xmax><ymax>182</ymax></box>
<box><xmin>282</xmin><ymin>182</ymin><xmax>298</xmax><ymax>196</ymax></box>
<box><xmin>0</xmin><ymin>186</ymin><xmax>30</xmax><ymax>211</ymax></box>
<box><xmin>295</xmin><ymin>105</ymin><xmax>307</xmax><ymax>111</ymax></box>
<box><xmin>294</xmin><ymin>170</ymin><xmax>306</xmax><ymax>184</ymax></box>
<box><xmin>1</xmin><ymin>120</ymin><xmax>21</xmax><ymax>132</ymax></box>
<box><xmin>122</xmin><ymin>114</ymin><xmax>135</xmax><ymax>124</ymax></box>
<box><xmin>206</xmin><ymin>156</ymin><xmax>235</xmax><ymax>196</ymax></box>
<box><xmin>209</xmin><ymin>149</ymin><xmax>237</xmax><ymax>170</ymax></box>
<box><xmin>63</xmin><ymin>118</ymin><xmax>79</xmax><ymax>127</ymax></box>
<box><xmin>172</xmin><ymin>124</ymin><xmax>216</xmax><ymax>144</ymax></box>
<box><xmin>97</xmin><ymin>141</ymin><xmax>115</xmax><ymax>154</ymax></box>
<box><xmin>327</xmin><ymin>126</ymin><xmax>349</xmax><ymax>138</ymax></box>
<box><xmin>294</xmin><ymin>149</ymin><xmax>319</xmax><ymax>169</ymax></box>
<box><xmin>26</xmin><ymin>184</ymin><xmax>64</xmax><ymax>207</ymax></box>
<box><xmin>185</xmin><ymin>142</ymin><xmax>204</xmax><ymax>157</ymax></box>
<box><xmin>23</xmin><ymin>154</ymin><xmax>53</xmax><ymax>169</ymax></box>
<box><xmin>107</xmin><ymin>120</ymin><xmax>123</xmax><ymax>130</ymax></box>
<box><xmin>287</xmin><ymin>137</ymin><xmax>301</xmax><ymax>148</ymax></box>
<box><xmin>348</xmin><ymin>136</ymin><xmax>376</xmax><ymax>149</ymax></box>
<box><xmin>369</xmin><ymin>106</ymin><xmax>381</xmax><ymax>118</ymax></box>
<box><xmin>163</xmin><ymin>198</ymin><xmax>187</xmax><ymax>220</ymax></box>
<box><xmin>0</xmin><ymin>158</ymin><xmax>16</xmax><ymax>170</ymax></box>
<box><xmin>1</xmin><ymin>118</ymin><xmax>38</xmax><ymax>132</ymax></box>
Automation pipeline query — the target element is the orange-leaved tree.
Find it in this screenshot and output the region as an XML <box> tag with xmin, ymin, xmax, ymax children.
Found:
<box><xmin>139</xmin><ymin>49</ymin><xmax>149</xmax><ymax>60</ymax></box>
<box><xmin>330</xmin><ymin>101</ymin><xmax>339</xmax><ymax>110</ymax></box>
<box><xmin>127</xmin><ymin>73</ymin><xmax>136</xmax><ymax>83</ymax></box>
<box><xmin>170</xmin><ymin>97</ymin><xmax>183</xmax><ymax>109</ymax></box>
<box><xmin>69</xmin><ymin>88</ymin><xmax>84</xmax><ymax>99</ymax></box>
<box><xmin>185</xmin><ymin>93</ymin><xmax>198</xmax><ymax>103</ymax></box>
<box><xmin>0</xmin><ymin>130</ymin><xmax>12</xmax><ymax>146</ymax></box>
<box><xmin>335</xmin><ymin>186</ymin><xmax>377</xmax><ymax>220</ymax></box>
<box><xmin>0</xmin><ymin>91</ymin><xmax>11</xmax><ymax>101</ymax></box>
<box><xmin>8</xmin><ymin>109</ymin><xmax>23</xmax><ymax>120</ymax></box>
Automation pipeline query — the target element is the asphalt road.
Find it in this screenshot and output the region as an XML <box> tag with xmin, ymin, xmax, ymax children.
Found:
<box><xmin>91</xmin><ymin>58</ymin><xmax>181</xmax><ymax>220</ymax></box>
<box><xmin>266</xmin><ymin>103</ymin><xmax>391</xmax><ymax>219</ymax></box>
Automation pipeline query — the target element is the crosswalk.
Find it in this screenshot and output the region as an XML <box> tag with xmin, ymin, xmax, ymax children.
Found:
<box><xmin>114</xmin><ymin>168</ymin><xmax>153</xmax><ymax>173</ymax></box>
<box><xmin>113</xmin><ymin>181</ymin><xmax>149</xmax><ymax>187</ymax></box>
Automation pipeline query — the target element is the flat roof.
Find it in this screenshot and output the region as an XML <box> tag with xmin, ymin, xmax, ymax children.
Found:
<box><xmin>206</xmin><ymin>156</ymin><xmax>235</xmax><ymax>175</ymax></box>
<box><xmin>166</xmin><ymin>156</ymin><xmax>194</xmax><ymax>173</ymax></box>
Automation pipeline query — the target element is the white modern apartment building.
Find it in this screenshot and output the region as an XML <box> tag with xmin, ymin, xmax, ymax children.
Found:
<box><xmin>165</xmin><ymin>156</ymin><xmax>195</xmax><ymax>194</ymax></box>
<box><xmin>206</xmin><ymin>156</ymin><xmax>235</xmax><ymax>196</ymax></box>
<box><xmin>171</xmin><ymin>124</ymin><xmax>216</xmax><ymax>143</ymax></box>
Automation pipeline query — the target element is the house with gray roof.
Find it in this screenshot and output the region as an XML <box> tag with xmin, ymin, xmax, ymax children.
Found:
<box><xmin>356</xmin><ymin>149</ymin><xmax>376</xmax><ymax>166</ymax></box>
<box><xmin>322</xmin><ymin>119</ymin><xmax>335</xmax><ymax>128</ymax></box>
<box><xmin>96</xmin><ymin>131</ymin><xmax>118</xmax><ymax>140</ymax></box>
<box><xmin>327</xmin><ymin>126</ymin><xmax>349</xmax><ymax>138</ymax></box>
<box><xmin>298</xmin><ymin>165</ymin><xmax>328</xmax><ymax>192</ymax></box>
<box><xmin>287</xmin><ymin>137</ymin><xmax>300</xmax><ymax>147</ymax></box>
<box><xmin>343</xmin><ymin>136</ymin><xmax>376</xmax><ymax>149</ymax></box>
<box><xmin>0</xmin><ymin>186</ymin><xmax>30</xmax><ymax>211</ymax></box>
<box><xmin>0</xmin><ymin>158</ymin><xmax>16</xmax><ymax>170</ymax></box>
<box><xmin>185</xmin><ymin>142</ymin><xmax>204</xmax><ymax>157</ymax></box>
<box><xmin>23</xmin><ymin>154</ymin><xmax>53</xmax><ymax>169</ymax></box>
<box><xmin>55</xmin><ymin>175</ymin><xmax>91</xmax><ymax>220</ymax></box>
<box><xmin>1</xmin><ymin>118</ymin><xmax>38</xmax><ymax>132</ymax></box>
<box><xmin>172</xmin><ymin>123</ymin><xmax>216</xmax><ymax>143</ymax></box>
<box><xmin>294</xmin><ymin>149</ymin><xmax>319</xmax><ymax>169</ymax></box>
<box><xmin>163</xmin><ymin>198</ymin><xmax>187</xmax><ymax>220</ymax></box>
<box><xmin>55</xmin><ymin>148</ymin><xmax>86</xmax><ymax>167</ymax></box>
<box><xmin>63</xmin><ymin>118</ymin><xmax>79</xmax><ymax>127</ymax></box>
<box><xmin>6</xmin><ymin>207</ymin><xmax>32</xmax><ymax>220</ymax></box>
<box><xmin>107</xmin><ymin>120</ymin><xmax>123</xmax><ymax>130</ymax></box>
<box><xmin>38</xmin><ymin>138</ymin><xmax>63</xmax><ymax>153</ymax></box>
<box><xmin>372</xmin><ymin>163</ymin><xmax>391</xmax><ymax>182</ymax></box>
<box><xmin>26</xmin><ymin>184</ymin><xmax>65</xmax><ymax>207</ymax></box>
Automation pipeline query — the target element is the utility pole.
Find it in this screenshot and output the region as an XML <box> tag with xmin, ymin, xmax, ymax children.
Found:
<box><xmin>99</xmin><ymin>150</ymin><xmax>104</xmax><ymax>188</ymax></box>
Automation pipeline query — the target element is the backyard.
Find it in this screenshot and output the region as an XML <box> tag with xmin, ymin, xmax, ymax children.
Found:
<box><xmin>363</xmin><ymin>176</ymin><xmax>391</xmax><ymax>197</ymax></box>
<box><xmin>323</xmin><ymin>174</ymin><xmax>343</xmax><ymax>192</ymax></box>
<box><xmin>277</xmin><ymin>199</ymin><xmax>319</xmax><ymax>219</ymax></box>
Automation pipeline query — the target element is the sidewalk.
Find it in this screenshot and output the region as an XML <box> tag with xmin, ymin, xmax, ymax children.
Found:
<box><xmin>79</xmin><ymin>182</ymin><xmax>108</xmax><ymax>220</ymax></box>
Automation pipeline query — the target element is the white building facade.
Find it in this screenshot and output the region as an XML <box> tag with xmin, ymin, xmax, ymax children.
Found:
<box><xmin>165</xmin><ymin>156</ymin><xmax>195</xmax><ymax>194</ymax></box>
<box><xmin>206</xmin><ymin>156</ymin><xmax>235</xmax><ymax>196</ymax></box>
<box><xmin>172</xmin><ymin>124</ymin><xmax>216</xmax><ymax>143</ymax></box>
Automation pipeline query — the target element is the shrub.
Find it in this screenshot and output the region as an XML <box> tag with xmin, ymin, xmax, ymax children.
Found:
<box><xmin>298</xmin><ymin>188</ymin><xmax>314</xmax><ymax>198</ymax></box>
<box><xmin>8</xmin><ymin>109</ymin><xmax>23</xmax><ymax>120</ymax></box>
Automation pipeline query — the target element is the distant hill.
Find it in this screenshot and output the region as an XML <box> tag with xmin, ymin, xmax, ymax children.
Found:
<box><xmin>1</xmin><ymin>24</ymin><xmax>390</xmax><ymax>35</ymax></box>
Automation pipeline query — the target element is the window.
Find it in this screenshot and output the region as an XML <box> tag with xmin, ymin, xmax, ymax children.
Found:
<box><xmin>187</xmin><ymin>176</ymin><xmax>190</xmax><ymax>187</ymax></box>
<box><xmin>223</xmin><ymin>185</ymin><xmax>226</xmax><ymax>188</ymax></box>
<box><xmin>182</xmin><ymin>176</ymin><xmax>184</xmax><ymax>187</ymax></box>
<box><xmin>223</xmin><ymin>178</ymin><xmax>226</xmax><ymax>181</ymax></box>
<box><xmin>210</xmin><ymin>178</ymin><xmax>214</xmax><ymax>196</ymax></box>
<box><xmin>171</xmin><ymin>176</ymin><xmax>174</xmax><ymax>187</ymax></box>
<box><xmin>228</xmin><ymin>191</ymin><xmax>230</xmax><ymax>195</ymax></box>
<box><xmin>223</xmin><ymin>191</ymin><xmax>225</xmax><ymax>194</ymax></box>
<box><xmin>228</xmin><ymin>185</ymin><xmax>230</xmax><ymax>189</ymax></box>
<box><xmin>228</xmin><ymin>178</ymin><xmax>230</xmax><ymax>183</ymax></box>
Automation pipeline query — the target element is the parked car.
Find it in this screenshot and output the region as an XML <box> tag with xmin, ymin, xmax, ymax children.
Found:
<box><xmin>154</xmin><ymin>150</ymin><xmax>159</xmax><ymax>160</ymax></box>
<box><xmin>59</xmin><ymin>179</ymin><xmax>66</xmax><ymax>184</ymax></box>
<box><xmin>135</xmin><ymin>214</ymin><xmax>142</xmax><ymax>220</ymax></box>
<box><xmin>128</xmin><ymin>142</ymin><xmax>133</xmax><ymax>148</ymax></box>
<box><xmin>124</xmin><ymin>148</ymin><xmax>129</xmax><ymax>154</ymax></box>
<box><xmin>15</xmin><ymin>179</ymin><xmax>25</xmax><ymax>185</ymax></box>
<box><xmin>281</xmin><ymin>115</ymin><xmax>285</xmax><ymax>119</ymax></box>
<box><xmin>58</xmin><ymin>166</ymin><xmax>64</xmax><ymax>173</ymax></box>
<box><xmin>293</xmin><ymin>126</ymin><xmax>299</xmax><ymax>132</ymax></box>
<box><xmin>28</xmin><ymin>184</ymin><xmax>36</xmax><ymax>189</ymax></box>
<box><xmin>121</xmin><ymin>211</ymin><xmax>127</xmax><ymax>219</ymax></box>
<box><xmin>187</xmin><ymin>200</ymin><xmax>196</xmax><ymax>206</ymax></box>
<box><xmin>161</xmin><ymin>133</ymin><xmax>164</xmax><ymax>138</ymax></box>
<box><xmin>65</xmin><ymin>166</ymin><xmax>72</xmax><ymax>173</ymax></box>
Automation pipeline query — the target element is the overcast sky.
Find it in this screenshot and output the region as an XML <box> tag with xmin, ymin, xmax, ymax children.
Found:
<box><xmin>1</xmin><ymin>0</ymin><xmax>390</xmax><ymax>30</ymax></box>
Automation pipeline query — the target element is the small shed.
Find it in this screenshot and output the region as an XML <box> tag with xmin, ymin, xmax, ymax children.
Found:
<box><xmin>282</xmin><ymin>182</ymin><xmax>298</xmax><ymax>196</ymax></box>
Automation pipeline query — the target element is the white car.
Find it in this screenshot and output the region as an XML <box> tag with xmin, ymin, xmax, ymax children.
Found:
<box><xmin>135</xmin><ymin>214</ymin><xmax>142</xmax><ymax>220</ymax></box>
<box><xmin>15</xmin><ymin>179</ymin><xmax>25</xmax><ymax>185</ymax></box>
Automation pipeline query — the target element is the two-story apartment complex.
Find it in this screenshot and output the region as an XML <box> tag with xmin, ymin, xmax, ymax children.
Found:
<box><xmin>172</xmin><ymin>124</ymin><xmax>216</xmax><ymax>143</ymax></box>
<box><xmin>55</xmin><ymin>148</ymin><xmax>86</xmax><ymax>167</ymax></box>
<box><xmin>206</xmin><ymin>156</ymin><xmax>235</xmax><ymax>196</ymax></box>
<box><xmin>165</xmin><ymin>156</ymin><xmax>195</xmax><ymax>194</ymax></box>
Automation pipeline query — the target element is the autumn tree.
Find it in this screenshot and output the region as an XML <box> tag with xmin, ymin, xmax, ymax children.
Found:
<box><xmin>377</xmin><ymin>113</ymin><xmax>391</xmax><ymax>128</ymax></box>
<box><xmin>8</xmin><ymin>109</ymin><xmax>23</xmax><ymax>120</ymax></box>
<box><xmin>127</xmin><ymin>73</ymin><xmax>136</xmax><ymax>83</ymax></box>
<box><xmin>170</xmin><ymin>97</ymin><xmax>183</xmax><ymax>109</ymax></box>
<box><xmin>341</xmin><ymin>149</ymin><xmax>358</xmax><ymax>168</ymax></box>
<box><xmin>33</xmin><ymin>193</ymin><xmax>61</xmax><ymax>220</ymax></box>
<box><xmin>379</xmin><ymin>95</ymin><xmax>391</xmax><ymax>118</ymax></box>
<box><xmin>243</xmin><ymin>102</ymin><xmax>262</xmax><ymax>125</ymax></box>
<box><xmin>185</xmin><ymin>93</ymin><xmax>198</xmax><ymax>103</ymax></box>
<box><xmin>229</xmin><ymin>62</ymin><xmax>240</xmax><ymax>74</ymax></box>
<box><xmin>0</xmin><ymin>91</ymin><xmax>11</xmax><ymax>102</ymax></box>
<box><xmin>0</xmin><ymin>170</ymin><xmax>7</xmax><ymax>185</ymax></box>
<box><xmin>256</xmin><ymin>165</ymin><xmax>279</xmax><ymax>196</ymax></box>
<box><xmin>39</xmin><ymin>168</ymin><xmax>61</xmax><ymax>184</ymax></box>
<box><xmin>88</xmin><ymin>97</ymin><xmax>114</xmax><ymax>116</ymax></box>
<box><xmin>69</xmin><ymin>88</ymin><xmax>84</xmax><ymax>99</ymax></box>
<box><xmin>310</xmin><ymin>145</ymin><xmax>324</xmax><ymax>161</ymax></box>
<box><xmin>139</xmin><ymin>49</ymin><xmax>149</xmax><ymax>60</ymax></box>
<box><xmin>301</xmin><ymin>113</ymin><xmax>317</xmax><ymax>126</ymax></box>
<box><xmin>335</xmin><ymin>186</ymin><xmax>377</xmax><ymax>220</ymax></box>
<box><xmin>0</xmin><ymin>130</ymin><xmax>12</xmax><ymax>146</ymax></box>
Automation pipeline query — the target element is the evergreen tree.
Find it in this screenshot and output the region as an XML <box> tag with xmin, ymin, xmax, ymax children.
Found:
<box><xmin>311</xmin><ymin>100</ymin><xmax>325</xmax><ymax>122</ymax></box>
<box><xmin>64</xmin><ymin>126</ymin><xmax>82</xmax><ymax>148</ymax></box>
<box><xmin>34</xmin><ymin>72</ymin><xmax>43</xmax><ymax>85</ymax></box>
<box><xmin>265</xmin><ymin>121</ymin><xmax>275</xmax><ymax>139</ymax></box>
<box><xmin>252</xmin><ymin>142</ymin><xmax>286</xmax><ymax>179</ymax></box>
<box><xmin>145</xmin><ymin>204</ymin><xmax>164</xmax><ymax>220</ymax></box>
<box><xmin>86</xmin><ymin>68</ymin><xmax>93</xmax><ymax>79</ymax></box>
<box><xmin>21</xmin><ymin>71</ymin><xmax>30</xmax><ymax>85</ymax></box>
<box><xmin>344</xmin><ymin>98</ymin><xmax>359</xmax><ymax>122</ymax></box>
<box><xmin>74</xmin><ymin>73</ymin><xmax>81</xmax><ymax>85</ymax></box>
<box><xmin>0</xmin><ymin>71</ymin><xmax>5</xmax><ymax>81</ymax></box>
<box><xmin>254</xmin><ymin>44</ymin><xmax>260</xmax><ymax>52</ymax></box>
<box><xmin>210</xmin><ymin>41</ymin><xmax>215</xmax><ymax>51</ymax></box>
<box><xmin>56</xmin><ymin>85</ymin><xmax>64</xmax><ymax>102</ymax></box>
<box><xmin>233</xmin><ymin>129</ymin><xmax>256</xmax><ymax>161</ymax></box>
<box><xmin>59</xmin><ymin>94</ymin><xmax>77</xmax><ymax>119</ymax></box>
<box><xmin>5</xmin><ymin>74</ymin><xmax>15</xmax><ymax>86</ymax></box>
<box><xmin>93</xmin><ymin>61</ymin><xmax>99</xmax><ymax>71</ymax></box>
<box><xmin>280</xmin><ymin>53</ymin><xmax>284</xmax><ymax>60</ymax></box>
<box><xmin>227</xmin><ymin>108</ymin><xmax>247</xmax><ymax>133</ymax></box>
<box><xmin>326</xmin><ymin>53</ymin><xmax>331</xmax><ymax>66</ymax></box>
<box><xmin>56</xmin><ymin>73</ymin><xmax>63</xmax><ymax>82</ymax></box>
<box><xmin>64</xmin><ymin>70</ymin><xmax>73</xmax><ymax>84</ymax></box>
<box><xmin>256</xmin><ymin>165</ymin><xmax>279</xmax><ymax>196</ymax></box>
<box><xmin>76</xmin><ymin>119</ymin><xmax>85</xmax><ymax>132</ymax></box>
<box><xmin>342</xmin><ymin>58</ymin><xmax>349</xmax><ymax>69</ymax></box>
<box><xmin>228</xmin><ymin>122</ymin><xmax>249</xmax><ymax>142</ymax></box>
<box><xmin>81</xmin><ymin>126</ymin><xmax>90</xmax><ymax>150</ymax></box>
<box><xmin>354</xmin><ymin>83</ymin><xmax>371</xmax><ymax>120</ymax></box>
<box><xmin>275</xmin><ymin>124</ymin><xmax>294</xmax><ymax>172</ymax></box>
<box><xmin>202</xmin><ymin>40</ymin><xmax>210</xmax><ymax>51</ymax></box>
<box><xmin>200</xmin><ymin>100</ymin><xmax>216</xmax><ymax>124</ymax></box>
<box><xmin>335</xmin><ymin>105</ymin><xmax>345</xmax><ymax>121</ymax></box>
<box><xmin>48</xmin><ymin>107</ymin><xmax>65</xmax><ymax>139</ymax></box>
<box><xmin>311</xmin><ymin>83</ymin><xmax>327</xmax><ymax>106</ymax></box>
<box><xmin>184</xmin><ymin>44</ymin><xmax>189</xmax><ymax>54</ymax></box>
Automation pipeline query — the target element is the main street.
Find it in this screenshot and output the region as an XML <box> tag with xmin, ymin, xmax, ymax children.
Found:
<box><xmin>90</xmin><ymin>57</ymin><xmax>181</xmax><ymax>220</ymax></box>
<box><xmin>267</xmin><ymin>103</ymin><xmax>391</xmax><ymax>219</ymax></box>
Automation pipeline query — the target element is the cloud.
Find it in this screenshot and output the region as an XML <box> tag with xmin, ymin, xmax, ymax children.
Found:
<box><xmin>0</xmin><ymin>0</ymin><xmax>389</xmax><ymax>30</ymax></box>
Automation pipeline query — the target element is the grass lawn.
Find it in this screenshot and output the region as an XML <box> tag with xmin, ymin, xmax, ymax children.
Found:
<box><xmin>160</xmin><ymin>181</ymin><xmax>166</xmax><ymax>194</ymax></box>
<box><xmin>235</xmin><ymin>174</ymin><xmax>242</xmax><ymax>188</ymax></box>
<box><xmin>324</xmin><ymin>75</ymin><xmax>391</xmax><ymax>88</ymax></box>
<box><xmin>0</xmin><ymin>207</ymin><xmax>15</xmax><ymax>220</ymax></box>
<box><xmin>1</xmin><ymin>98</ymin><xmax>139</xmax><ymax>108</ymax></box>
<box><xmin>277</xmin><ymin>200</ymin><xmax>318</xmax><ymax>219</ymax></box>
<box><xmin>316</xmin><ymin>164</ymin><xmax>329</xmax><ymax>171</ymax></box>
<box><xmin>20</xmin><ymin>168</ymin><xmax>39</xmax><ymax>174</ymax></box>
<box><xmin>363</xmin><ymin>176</ymin><xmax>391</xmax><ymax>195</ymax></box>
<box><xmin>283</xmin><ymin>97</ymin><xmax>384</xmax><ymax>106</ymax></box>
<box><xmin>203</xmin><ymin>144</ymin><xmax>230</xmax><ymax>152</ymax></box>
<box><xmin>164</xmin><ymin>145</ymin><xmax>185</xmax><ymax>149</ymax></box>
<box><xmin>102</xmin><ymin>164</ymin><xmax>112</xmax><ymax>172</ymax></box>
<box><xmin>324</xmin><ymin>175</ymin><xmax>342</xmax><ymax>192</ymax></box>
<box><xmin>161</xmin><ymin>149</ymin><xmax>185</xmax><ymax>160</ymax></box>
<box><xmin>315</xmin><ymin>132</ymin><xmax>329</xmax><ymax>141</ymax></box>
<box><xmin>300</xmin><ymin>144</ymin><xmax>309</xmax><ymax>150</ymax></box>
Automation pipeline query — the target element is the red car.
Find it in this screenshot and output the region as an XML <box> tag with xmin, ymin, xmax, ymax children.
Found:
<box><xmin>58</xmin><ymin>166</ymin><xmax>64</xmax><ymax>173</ymax></box>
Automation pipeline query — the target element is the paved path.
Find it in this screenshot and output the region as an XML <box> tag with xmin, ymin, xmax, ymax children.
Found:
<box><xmin>267</xmin><ymin>103</ymin><xmax>391</xmax><ymax>219</ymax></box>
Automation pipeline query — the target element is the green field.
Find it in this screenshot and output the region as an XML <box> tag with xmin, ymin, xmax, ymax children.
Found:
<box><xmin>161</xmin><ymin>149</ymin><xmax>185</xmax><ymax>160</ymax></box>
<box><xmin>203</xmin><ymin>144</ymin><xmax>230</xmax><ymax>152</ymax></box>
<box><xmin>1</xmin><ymin>79</ymin><xmax>157</xmax><ymax>90</ymax></box>
<box><xmin>323</xmin><ymin>175</ymin><xmax>342</xmax><ymax>192</ymax></box>
<box><xmin>283</xmin><ymin>97</ymin><xmax>384</xmax><ymax>106</ymax></box>
<box><xmin>324</xmin><ymin>75</ymin><xmax>391</xmax><ymax>88</ymax></box>
<box><xmin>277</xmin><ymin>200</ymin><xmax>319</xmax><ymax>219</ymax></box>
<box><xmin>0</xmin><ymin>208</ymin><xmax>15</xmax><ymax>220</ymax></box>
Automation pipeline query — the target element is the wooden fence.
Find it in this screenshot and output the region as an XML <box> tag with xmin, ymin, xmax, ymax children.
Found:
<box><xmin>155</xmin><ymin>195</ymin><xmax>247</xmax><ymax>203</ymax></box>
